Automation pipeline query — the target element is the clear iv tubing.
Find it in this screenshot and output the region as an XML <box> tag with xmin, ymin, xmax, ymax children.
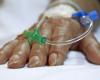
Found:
<box><xmin>35</xmin><ymin>0</ymin><xmax>93</xmax><ymax>45</ymax></box>
<box><xmin>46</xmin><ymin>18</ymin><xmax>93</xmax><ymax>45</ymax></box>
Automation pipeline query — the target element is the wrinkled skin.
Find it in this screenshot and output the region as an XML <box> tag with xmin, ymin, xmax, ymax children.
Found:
<box><xmin>0</xmin><ymin>17</ymin><xmax>100</xmax><ymax>69</ymax></box>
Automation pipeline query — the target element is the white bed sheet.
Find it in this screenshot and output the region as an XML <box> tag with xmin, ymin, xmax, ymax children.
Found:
<box><xmin>0</xmin><ymin>0</ymin><xmax>100</xmax><ymax>80</ymax></box>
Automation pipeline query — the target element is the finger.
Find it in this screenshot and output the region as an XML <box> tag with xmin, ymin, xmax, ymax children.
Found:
<box><xmin>48</xmin><ymin>17</ymin><xmax>82</xmax><ymax>66</ymax></box>
<box><xmin>28</xmin><ymin>17</ymin><xmax>52</xmax><ymax>68</ymax></box>
<box><xmin>7</xmin><ymin>23</ymin><xmax>37</xmax><ymax>68</ymax></box>
<box><xmin>28</xmin><ymin>43</ymin><xmax>49</xmax><ymax>67</ymax></box>
<box><xmin>79</xmin><ymin>33</ymin><xmax>100</xmax><ymax>64</ymax></box>
<box><xmin>0</xmin><ymin>23</ymin><xmax>36</xmax><ymax>65</ymax></box>
<box><xmin>0</xmin><ymin>39</ymin><xmax>19</xmax><ymax>64</ymax></box>
<box><xmin>49</xmin><ymin>45</ymin><xmax>70</xmax><ymax>66</ymax></box>
<box><xmin>8</xmin><ymin>39</ymin><xmax>30</xmax><ymax>69</ymax></box>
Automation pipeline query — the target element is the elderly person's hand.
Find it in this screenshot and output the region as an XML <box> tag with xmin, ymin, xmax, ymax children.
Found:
<box><xmin>0</xmin><ymin>0</ymin><xmax>100</xmax><ymax>69</ymax></box>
